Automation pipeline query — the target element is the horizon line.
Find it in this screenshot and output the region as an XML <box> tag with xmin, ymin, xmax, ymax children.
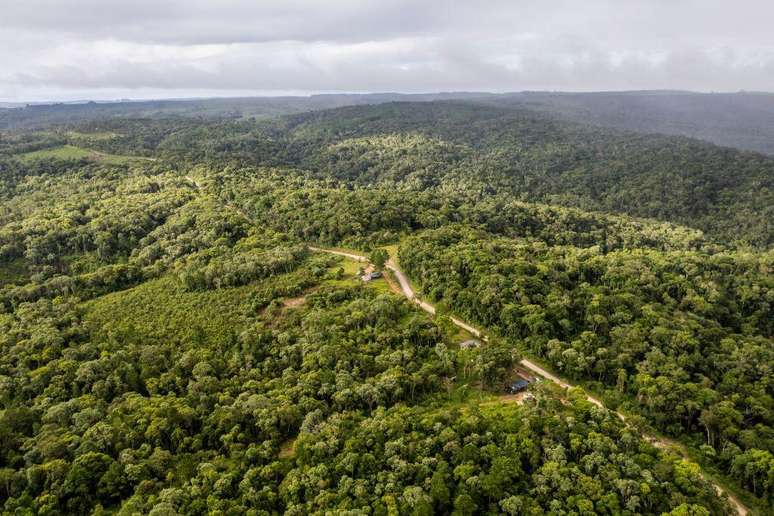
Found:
<box><xmin>3</xmin><ymin>89</ymin><xmax>774</xmax><ymax>107</ymax></box>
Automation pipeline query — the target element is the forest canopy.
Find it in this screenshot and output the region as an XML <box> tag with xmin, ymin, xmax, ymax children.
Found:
<box><xmin>0</xmin><ymin>99</ymin><xmax>771</xmax><ymax>514</ymax></box>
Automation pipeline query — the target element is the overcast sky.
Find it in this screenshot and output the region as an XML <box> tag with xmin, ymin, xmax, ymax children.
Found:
<box><xmin>2</xmin><ymin>0</ymin><xmax>774</xmax><ymax>102</ymax></box>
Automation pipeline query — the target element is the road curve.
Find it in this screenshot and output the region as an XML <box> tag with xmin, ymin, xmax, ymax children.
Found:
<box><xmin>185</xmin><ymin>175</ymin><xmax>202</xmax><ymax>189</ymax></box>
<box><xmin>385</xmin><ymin>259</ymin><xmax>437</xmax><ymax>314</ymax></box>
<box><xmin>309</xmin><ymin>246</ymin><xmax>366</xmax><ymax>262</ymax></box>
<box><xmin>308</xmin><ymin>245</ymin><xmax>748</xmax><ymax>516</ymax></box>
<box><xmin>325</xmin><ymin>250</ymin><xmax>599</xmax><ymax>402</ymax></box>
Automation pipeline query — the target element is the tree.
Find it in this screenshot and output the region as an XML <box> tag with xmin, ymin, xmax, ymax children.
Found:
<box><xmin>370</xmin><ymin>249</ymin><xmax>389</xmax><ymax>270</ymax></box>
<box><xmin>430</xmin><ymin>464</ymin><xmax>450</xmax><ymax>510</ymax></box>
<box><xmin>452</xmin><ymin>493</ymin><xmax>476</xmax><ymax>516</ymax></box>
<box><xmin>662</xmin><ymin>503</ymin><xmax>711</xmax><ymax>516</ymax></box>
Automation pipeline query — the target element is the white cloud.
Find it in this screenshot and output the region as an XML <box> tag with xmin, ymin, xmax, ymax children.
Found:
<box><xmin>1</xmin><ymin>0</ymin><xmax>773</xmax><ymax>101</ymax></box>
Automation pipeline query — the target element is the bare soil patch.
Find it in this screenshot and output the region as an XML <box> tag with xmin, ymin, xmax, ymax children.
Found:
<box><xmin>282</xmin><ymin>296</ymin><xmax>306</xmax><ymax>308</ymax></box>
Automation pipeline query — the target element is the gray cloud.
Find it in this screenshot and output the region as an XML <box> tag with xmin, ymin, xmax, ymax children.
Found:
<box><xmin>1</xmin><ymin>0</ymin><xmax>773</xmax><ymax>101</ymax></box>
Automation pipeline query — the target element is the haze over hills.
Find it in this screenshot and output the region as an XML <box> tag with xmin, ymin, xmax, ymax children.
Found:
<box><xmin>0</xmin><ymin>92</ymin><xmax>495</xmax><ymax>129</ymax></box>
<box><xmin>4</xmin><ymin>90</ymin><xmax>774</xmax><ymax>156</ymax></box>
<box><xmin>484</xmin><ymin>90</ymin><xmax>774</xmax><ymax>156</ymax></box>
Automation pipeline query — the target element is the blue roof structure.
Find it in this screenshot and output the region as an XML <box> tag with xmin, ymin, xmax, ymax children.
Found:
<box><xmin>508</xmin><ymin>379</ymin><xmax>530</xmax><ymax>393</ymax></box>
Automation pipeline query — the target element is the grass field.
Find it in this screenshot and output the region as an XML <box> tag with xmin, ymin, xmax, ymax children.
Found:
<box><xmin>83</xmin><ymin>275</ymin><xmax>262</xmax><ymax>347</ymax></box>
<box><xmin>326</xmin><ymin>254</ymin><xmax>395</xmax><ymax>296</ymax></box>
<box><xmin>17</xmin><ymin>144</ymin><xmax>148</xmax><ymax>165</ymax></box>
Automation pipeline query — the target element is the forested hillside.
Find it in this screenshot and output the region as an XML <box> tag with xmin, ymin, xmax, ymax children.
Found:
<box><xmin>275</xmin><ymin>102</ymin><xmax>774</xmax><ymax>248</ymax></box>
<box><xmin>6</xmin><ymin>91</ymin><xmax>774</xmax><ymax>156</ymax></box>
<box><xmin>0</xmin><ymin>93</ymin><xmax>491</xmax><ymax>130</ymax></box>
<box><xmin>4</xmin><ymin>100</ymin><xmax>773</xmax><ymax>248</ymax></box>
<box><xmin>0</xmin><ymin>100</ymin><xmax>771</xmax><ymax>514</ymax></box>
<box><xmin>482</xmin><ymin>91</ymin><xmax>774</xmax><ymax>156</ymax></box>
<box><xmin>52</xmin><ymin>101</ymin><xmax>767</xmax><ymax>248</ymax></box>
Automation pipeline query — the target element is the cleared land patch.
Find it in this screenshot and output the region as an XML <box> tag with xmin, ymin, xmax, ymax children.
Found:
<box><xmin>16</xmin><ymin>144</ymin><xmax>149</xmax><ymax>164</ymax></box>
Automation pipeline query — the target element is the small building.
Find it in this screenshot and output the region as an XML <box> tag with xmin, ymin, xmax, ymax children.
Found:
<box><xmin>361</xmin><ymin>271</ymin><xmax>383</xmax><ymax>282</ymax></box>
<box><xmin>508</xmin><ymin>379</ymin><xmax>530</xmax><ymax>394</ymax></box>
<box><xmin>460</xmin><ymin>339</ymin><xmax>482</xmax><ymax>349</ymax></box>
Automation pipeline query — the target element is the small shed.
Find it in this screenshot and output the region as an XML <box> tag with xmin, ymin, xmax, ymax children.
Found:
<box><xmin>460</xmin><ymin>339</ymin><xmax>481</xmax><ymax>349</ymax></box>
<box><xmin>361</xmin><ymin>271</ymin><xmax>383</xmax><ymax>282</ymax></box>
<box><xmin>508</xmin><ymin>379</ymin><xmax>530</xmax><ymax>394</ymax></box>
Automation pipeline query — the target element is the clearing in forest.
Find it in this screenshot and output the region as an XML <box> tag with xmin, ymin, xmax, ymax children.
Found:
<box><xmin>16</xmin><ymin>144</ymin><xmax>150</xmax><ymax>164</ymax></box>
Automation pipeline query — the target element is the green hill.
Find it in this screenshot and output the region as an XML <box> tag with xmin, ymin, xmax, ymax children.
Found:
<box><xmin>0</xmin><ymin>101</ymin><xmax>771</xmax><ymax>514</ymax></box>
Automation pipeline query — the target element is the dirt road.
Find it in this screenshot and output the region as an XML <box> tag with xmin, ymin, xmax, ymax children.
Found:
<box><xmin>308</xmin><ymin>245</ymin><xmax>749</xmax><ymax>515</ymax></box>
<box><xmin>309</xmin><ymin>246</ymin><xmax>367</xmax><ymax>262</ymax></box>
<box><xmin>185</xmin><ymin>175</ymin><xmax>202</xmax><ymax>189</ymax></box>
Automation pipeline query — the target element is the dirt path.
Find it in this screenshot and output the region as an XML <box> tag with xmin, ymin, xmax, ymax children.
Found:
<box><xmin>520</xmin><ymin>359</ymin><xmax>606</xmax><ymax>410</ymax></box>
<box><xmin>309</xmin><ymin>246</ymin><xmax>367</xmax><ymax>262</ymax></box>
<box><xmin>185</xmin><ymin>175</ymin><xmax>202</xmax><ymax>189</ymax></box>
<box><xmin>282</xmin><ymin>296</ymin><xmax>306</xmax><ymax>308</ymax></box>
<box><xmin>480</xmin><ymin>392</ymin><xmax>530</xmax><ymax>406</ymax></box>
<box><xmin>382</xmin><ymin>270</ymin><xmax>407</xmax><ymax>297</ymax></box>
<box><xmin>308</xmin><ymin>245</ymin><xmax>749</xmax><ymax>516</ymax></box>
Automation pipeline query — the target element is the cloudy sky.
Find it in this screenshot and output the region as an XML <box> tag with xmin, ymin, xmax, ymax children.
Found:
<box><xmin>2</xmin><ymin>0</ymin><xmax>774</xmax><ymax>102</ymax></box>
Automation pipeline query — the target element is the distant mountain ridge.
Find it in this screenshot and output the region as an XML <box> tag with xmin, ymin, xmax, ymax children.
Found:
<box><xmin>104</xmin><ymin>99</ymin><xmax>768</xmax><ymax>247</ymax></box>
<box><xmin>0</xmin><ymin>92</ymin><xmax>495</xmax><ymax>129</ymax></box>
<box><xmin>3</xmin><ymin>90</ymin><xmax>774</xmax><ymax>155</ymax></box>
<box><xmin>477</xmin><ymin>91</ymin><xmax>774</xmax><ymax>155</ymax></box>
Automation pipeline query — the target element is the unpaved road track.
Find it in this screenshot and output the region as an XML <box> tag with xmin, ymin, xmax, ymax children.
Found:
<box><xmin>184</xmin><ymin>191</ymin><xmax>750</xmax><ymax>515</ymax></box>
<box><xmin>310</xmin><ymin>245</ymin><xmax>749</xmax><ymax>516</ymax></box>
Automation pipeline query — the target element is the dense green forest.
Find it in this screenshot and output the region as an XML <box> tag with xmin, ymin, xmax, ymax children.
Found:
<box><xmin>4</xmin><ymin>91</ymin><xmax>774</xmax><ymax>155</ymax></box>
<box><xmin>0</xmin><ymin>100</ymin><xmax>772</xmax><ymax>514</ymax></box>
<box><xmin>399</xmin><ymin>227</ymin><xmax>773</xmax><ymax>501</ymax></box>
<box><xmin>32</xmin><ymin>100</ymin><xmax>767</xmax><ymax>247</ymax></box>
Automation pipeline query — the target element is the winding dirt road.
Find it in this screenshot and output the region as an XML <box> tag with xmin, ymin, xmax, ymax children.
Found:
<box><xmin>309</xmin><ymin>245</ymin><xmax>749</xmax><ymax>516</ymax></box>
<box><xmin>189</xmin><ymin>179</ymin><xmax>751</xmax><ymax>513</ymax></box>
<box><xmin>207</xmin><ymin>199</ymin><xmax>748</xmax><ymax>515</ymax></box>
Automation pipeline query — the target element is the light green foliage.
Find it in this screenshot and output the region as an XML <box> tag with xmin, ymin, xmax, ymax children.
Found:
<box><xmin>0</xmin><ymin>100</ymin><xmax>771</xmax><ymax>514</ymax></box>
<box><xmin>369</xmin><ymin>248</ymin><xmax>389</xmax><ymax>269</ymax></box>
<box><xmin>399</xmin><ymin>226</ymin><xmax>774</xmax><ymax>504</ymax></box>
<box><xmin>85</xmin><ymin>275</ymin><xmax>271</xmax><ymax>347</ymax></box>
<box><xmin>285</xmin><ymin>398</ymin><xmax>730</xmax><ymax>514</ymax></box>
<box><xmin>16</xmin><ymin>144</ymin><xmax>142</xmax><ymax>165</ymax></box>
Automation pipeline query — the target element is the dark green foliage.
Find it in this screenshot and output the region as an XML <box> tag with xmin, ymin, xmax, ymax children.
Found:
<box><xmin>286</xmin><ymin>398</ymin><xmax>730</xmax><ymax>515</ymax></box>
<box><xmin>115</xmin><ymin>100</ymin><xmax>773</xmax><ymax>246</ymax></box>
<box><xmin>0</xmin><ymin>99</ymin><xmax>771</xmax><ymax>513</ymax></box>
<box><xmin>277</xmin><ymin>102</ymin><xmax>774</xmax><ymax>247</ymax></box>
<box><xmin>1</xmin><ymin>279</ymin><xmax>456</xmax><ymax>513</ymax></box>
<box><xmin>399</xmin><ymin>226</ymin><xmax>774</xmax><ymax>503</ymax></box>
